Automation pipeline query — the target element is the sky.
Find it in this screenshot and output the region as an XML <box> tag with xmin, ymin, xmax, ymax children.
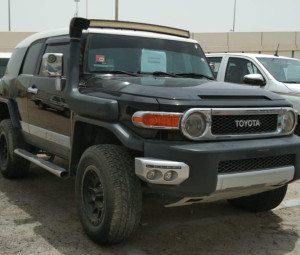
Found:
<box><xmin>0</xmin><ymin>0</ymin><xmax>300</xmax><ymax>33</ymax></box>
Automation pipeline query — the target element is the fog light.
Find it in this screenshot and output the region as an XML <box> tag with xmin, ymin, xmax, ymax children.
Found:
<box><xmin>164</xmin><ymin>171</ymin><xmax>173</xmax><ymax>181</ymax></box>
<box><xmin>147</xmin><ymin>170</ymin><xmax>156</xmax><ymax>180</ymax></box>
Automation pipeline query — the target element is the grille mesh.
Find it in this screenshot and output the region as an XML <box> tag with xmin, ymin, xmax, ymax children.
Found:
<box><xmin>218</xmin><ymin>154</ymin><xmax>295</xmax><ymax>174</ymax></box>
<box><xmin>211</xmin><ymin>114</ymin><xmax>278</xmax><ymax>135</ymax></box>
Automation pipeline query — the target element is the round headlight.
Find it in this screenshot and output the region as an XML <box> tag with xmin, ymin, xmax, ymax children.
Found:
<box><xmin>181</xmin><ymin>112</ymin><xmax>206</xmax><ymax>139</ymax></box>
<box><xmin>283</xmin><ymin>110</ymin><xmax>296</xmax><ymax>133</ymax></box>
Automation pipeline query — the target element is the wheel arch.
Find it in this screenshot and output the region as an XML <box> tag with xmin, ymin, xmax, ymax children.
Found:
<box><xmin>69</xmin><ymin>115</ymin><xmax>144</xmax><ymax>175</ymax></box>
<box><xmin>0</xmin><ymin>98</ymin><xmax>21</xmax><ymax>129</ymax></box>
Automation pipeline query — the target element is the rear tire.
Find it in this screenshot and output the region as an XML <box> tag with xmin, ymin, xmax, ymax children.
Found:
<box><xmin>228</xmin><ymin>185</ymin><xmax>287</xmax><ymax>212</ymax></box>
<box><xmin>75</xmin><ymin>144</ymin><xmax>142</xmax><ymax>245</ymax></box>
<box><xmin>38</xmin><ymin>101</ymin><xmax>45</xmax><ymax>109</ymax></box>
<box><xmin>0</xmin><ymin>119</ymin><xmax>30</xmax><ymax>178</ymax></box>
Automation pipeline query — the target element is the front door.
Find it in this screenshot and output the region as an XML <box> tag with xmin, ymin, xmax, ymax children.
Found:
<box><xmin>26</xmin><ymin>39</ymin><xmax>71</xmax><ymax>159</ymax></box>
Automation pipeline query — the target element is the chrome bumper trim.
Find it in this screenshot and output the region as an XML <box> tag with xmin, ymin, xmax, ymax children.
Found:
<box><xmin>216</xmin><ymin>166</ymin><xmax>294</xmax><ymax>191</ymax></box>
<box><xmin>135</xmin><ymin>157</ymin><xmax>189</xmax><ymax>185</ymax></box>
<box><xmin>166</xmin><ymin>166</ymin><xmax>294</xmax><ymax>207</ymax></box>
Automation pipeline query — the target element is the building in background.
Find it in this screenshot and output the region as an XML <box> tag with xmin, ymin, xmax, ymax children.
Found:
<box><xmin>1</xmin><ymin>31</ymin><xmax>300</xmax><ymax>58</ymax></box>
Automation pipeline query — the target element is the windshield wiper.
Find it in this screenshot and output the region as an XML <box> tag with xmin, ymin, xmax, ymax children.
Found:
<box><xmin>94</xmin><ymin>70</ymin><xmax>138</xmax><ymax>77</ymax></box>
<box><xmin>138</xmin><ymin>71</ymin><xmax>179</xmax><ymax>78</ymax></box>
<box><xmin>174</xmin><ymin>72</ymin><xmax>214</xmax><ymax>80</ymax></box>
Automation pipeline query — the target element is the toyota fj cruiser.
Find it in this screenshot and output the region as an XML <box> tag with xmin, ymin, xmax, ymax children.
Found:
<box><xmin>1</xmin><ymin>18</ymin><xmax>300</xmax><ymax>244</ymax></box>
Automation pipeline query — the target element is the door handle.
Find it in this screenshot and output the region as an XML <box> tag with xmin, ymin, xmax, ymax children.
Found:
<box><xmin>27</xmin><ymin>87</ymin><xmax>38</xmax><ymax>94</ymax></box>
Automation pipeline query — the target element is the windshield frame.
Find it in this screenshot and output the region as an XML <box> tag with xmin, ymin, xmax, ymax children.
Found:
<box><xmin>83</xmin><ymin>32</ymin><xmax>214</xmax><ymax>80</ymax></box>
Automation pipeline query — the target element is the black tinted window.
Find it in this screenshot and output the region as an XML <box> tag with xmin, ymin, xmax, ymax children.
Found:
<box><xmin>225</xmin><ymin>57</ymin><xmax>262</xmax><ymax>84</ymax></box>
<box><xmin>41</xmin><ymin>43</ymin><xmax>69</xmax><ymax>76</ymax></box>
<box><xmin>207</xmin><ymin>57</ymin><xmax>222</xmax><ymax>78</ymax></box>
<box><xmin>0</xmin><ymin>58</ymin><xmax>9</xmax><ymax>77</ymax></box>
<box><xmin>22</xmin><ymin>42</ymin><xmax>44</xmax><ymax>74</ymax></box>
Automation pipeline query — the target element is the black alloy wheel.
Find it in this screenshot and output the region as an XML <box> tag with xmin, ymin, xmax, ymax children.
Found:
<box><xmin>82</xmin><ymin>166</ymin><xmax>105</xmax><ymax>226</ymax></box>
<box><xmin>75</xmin><ymin>144</ymin><xmax>142</xmax><ymax>245</ymax></box>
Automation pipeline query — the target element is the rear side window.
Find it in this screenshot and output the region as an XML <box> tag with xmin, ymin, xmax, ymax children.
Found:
<box><xmin>21</xmin><ymin>42</ymin><xmax>44</xmax><ymax>75</ymax></box>
<box><xmin>207</xmin><ymin>57</ymin><xmax>222</xmax><ymax>78</ymax></box>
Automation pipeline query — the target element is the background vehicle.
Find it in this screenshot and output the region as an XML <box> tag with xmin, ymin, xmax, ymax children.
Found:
<box><xmin>0</xmin><ymin>52</ymin><xmax>11</xmax><ymax>78</ymax></box>
<box><xmin>1</xmin><ymin>19</ymin><xmax>300</xmax><ymax>245</ymax></box>
<box><xmin>207</xmin><ymin>53</ymin><xmax>300</xmax><ymax>133</ymax></box>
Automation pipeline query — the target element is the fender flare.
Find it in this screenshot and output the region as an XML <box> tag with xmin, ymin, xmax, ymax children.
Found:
<box><xmin>69</xmin><ymin>115</ymin><xmax>144</xmax><ymax>174</ymax></box>
<box><xmin>0</xmin><ymin>98</ymin><xmax>21</xmax><ymax>129</ymax></box>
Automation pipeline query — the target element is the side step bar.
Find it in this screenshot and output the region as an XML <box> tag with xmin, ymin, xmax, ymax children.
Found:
<box><xmin>14</xmin><ymin>148</ymin><xmax>68</xmax><ymax>179</ymax></box>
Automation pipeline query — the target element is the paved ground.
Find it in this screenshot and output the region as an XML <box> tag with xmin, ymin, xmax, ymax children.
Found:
<box><xmin>1</xmin><ymin>159</ymin><xmax>300</xmax><ymax>255</ymax></box>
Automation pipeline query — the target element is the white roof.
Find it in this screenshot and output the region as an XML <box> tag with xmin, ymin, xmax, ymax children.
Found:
<box><xmin>16</xmin><ymin>27</ymin><xmax>196</xmax><ymax>49</ymax></box>
<box><xmin>16</xmin><ymin>28</ymin><xmax>69</xmax><ymax>48</ymax></box>
<box><xmin>206</xmin><ymin>52</ymin><xmax>296</xmax><ymax>60</ymax></box>
<box><xmin>0</xmin><ymin>52</ymin><xmax>12</xmax><ymax>58</ymax></box>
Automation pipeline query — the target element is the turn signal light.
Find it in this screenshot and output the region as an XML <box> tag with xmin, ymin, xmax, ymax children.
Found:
<box><xmin>132</xmin><ymin>111</ymin><xmax>182</xmax><ymax>129</ymax></box>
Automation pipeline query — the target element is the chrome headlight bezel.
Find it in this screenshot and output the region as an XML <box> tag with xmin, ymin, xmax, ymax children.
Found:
<box><xmin>281</xmin><ymin>109</ymin><xmax>298</xmax><ymax>133</ymax></box>
<box><xmin>180</xmin><ymin>109</ymin><xmax>210</xmax><ymax>140</ymax></box>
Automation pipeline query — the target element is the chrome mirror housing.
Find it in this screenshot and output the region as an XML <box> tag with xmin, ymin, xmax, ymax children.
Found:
<box><xmin>243</xmin><ymin>73</ymin><xmax>266</xmax><ymax>86</ymax></box>
<box><xmin>41</xmin><ymin>53</ymin><xmax>63</xmax><ymax>77</ymax></box>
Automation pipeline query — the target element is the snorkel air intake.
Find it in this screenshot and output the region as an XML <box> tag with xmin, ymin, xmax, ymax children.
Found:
<box><xmin>66</xmin><ymin>17</ymin><xmax>119</xmax><ymax>120</ymax></box>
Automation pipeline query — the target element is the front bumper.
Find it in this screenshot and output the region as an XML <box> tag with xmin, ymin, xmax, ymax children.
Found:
<box><xmin>135</xmin><ymin>135</ymin><xmax>300</xmax><ymax>199</ymax></box>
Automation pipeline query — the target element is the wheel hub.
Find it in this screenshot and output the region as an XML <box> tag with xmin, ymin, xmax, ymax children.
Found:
<box><xmin>82</xmin><ymin>168</ymin><xmax>104</xmax><ymax>226</ymax></box>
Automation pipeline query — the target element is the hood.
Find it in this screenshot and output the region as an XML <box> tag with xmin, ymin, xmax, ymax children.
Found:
<box><xmin>83</xmin><ymin>75</ymin><xmax>284</xmax><ymax>101</ymax></box>
<box><xmin>282</xmin><ymin>82</ymin><xmax>300</xmax><ymax>94</ymax></box>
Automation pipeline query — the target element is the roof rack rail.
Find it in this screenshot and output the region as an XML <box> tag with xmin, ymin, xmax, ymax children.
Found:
<box><xmin>69</xmin><ymin>17</ymin><xmax>190</xmax><ymax>39</ymax></box>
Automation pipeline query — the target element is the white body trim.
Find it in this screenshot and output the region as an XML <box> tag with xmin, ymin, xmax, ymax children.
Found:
<box><xmin>20</xmin><ymin>121</ymin><xmax>70</xmax><ymax>148</ymax></box>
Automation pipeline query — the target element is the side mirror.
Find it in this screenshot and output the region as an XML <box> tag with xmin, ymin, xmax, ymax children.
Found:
<box><xmin>41</xmin><ymin>53</ymin><xmax>63</xmax><ymax>77</ymax></box>
<box><xmin>243</xmin><ymin>74</ymin><xmax>266</xmax><ymax>86</ymax></box>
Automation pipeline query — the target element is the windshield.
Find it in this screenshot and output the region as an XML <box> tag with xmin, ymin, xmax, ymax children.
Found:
<box><xmin>257</xmin><ymin>57</ymin><xmax>300</xmax><ymax>83</ymax></box>
<box><xmin>85</xmin><ymin>33</ymin><xmax>213</xmax><ymax>79</ymax></box>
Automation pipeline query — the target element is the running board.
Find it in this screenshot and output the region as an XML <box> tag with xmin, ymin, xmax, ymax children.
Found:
<box><xmin>14</xmin><ymin>148</ymin><xmax>68</xmax><ymax>179</ymax></box>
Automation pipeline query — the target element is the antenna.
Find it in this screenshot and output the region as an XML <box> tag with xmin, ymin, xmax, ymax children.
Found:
<box><xmin>274</xmin><ymin>43</ymin><xmax>280</xmax><ymax>57</ymax></box>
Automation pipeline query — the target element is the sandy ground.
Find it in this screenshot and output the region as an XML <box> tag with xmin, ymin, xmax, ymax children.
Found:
<box><xmin>1</xmin><ymin>159</ymin><xmax>300</xmax><ymax>255</ymax></box>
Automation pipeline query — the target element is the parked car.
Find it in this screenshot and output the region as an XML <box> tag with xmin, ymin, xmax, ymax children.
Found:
<box><xmin>206</xmin><ymin>53</ymin><xmax>300</xmax><ymax>133</ymax></box>
<box><xmin>0</xmin><ymin>52</ymin><xmax>11</xmax><ymax>78</ymax></box>
<box><xmin>1</xmin><ymin>18</ymin><xmax>300</xmax><ymax>245</ymax></box>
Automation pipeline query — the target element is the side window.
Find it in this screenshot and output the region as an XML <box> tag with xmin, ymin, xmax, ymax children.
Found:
<box><xmin>39</xmin><ymin>43</ymin><xmax>69</xmax><ymax>76</ymax></box>
<box><xmin>207</xmin><ymin>57</ymin><xmax>222</xmax><ymax>78</ymax></box>
<box><xmin>225</xmin><ymin>57</ymin><xmax>262</xmax><ymax>84</ymax></box>
<box><xmin>247</xmin><ymin>62</ymin><xmax>260</xmax><ymax>74</ymax></box>
<box><xmin>21</xmin><ymin>42</ymin><xmax>44</xmax><ymax>75</ymax></box>
<box><xmin>0</xmin><ymin>58</ymin><xmax>9</xmax><ymax>77</ymax></box>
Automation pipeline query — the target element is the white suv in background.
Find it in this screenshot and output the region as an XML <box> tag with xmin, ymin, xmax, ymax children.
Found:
<box><xmin>0</xmin><ymin>52</ymin><xmax>11</xmax><ymax>78</ymax></box>
<box><xmin>207</xmin><ymin>53</ymin><xmax>300</xmax><ymax>132</ymax></box>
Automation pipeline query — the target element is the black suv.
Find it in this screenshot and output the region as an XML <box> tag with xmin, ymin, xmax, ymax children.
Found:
<box><xmin>1</xmin><ymin>18</ymin><xmax>300</xmax><ymax>244</ymax></box>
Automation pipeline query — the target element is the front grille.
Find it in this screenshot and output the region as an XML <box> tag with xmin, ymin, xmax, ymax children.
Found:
<box><xmin>218</xmin><ymin>154</ymin><xmax>295</xmax><ymax>174</ymax></box>
<box><xmin>211</xmin><ymin>114</ymin><xmax>278</xmax><ymax>135</ymax></box>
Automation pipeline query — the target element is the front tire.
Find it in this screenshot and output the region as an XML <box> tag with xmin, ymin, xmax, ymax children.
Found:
<box><xmin>75</xmin><ymin>144</ymin><xmax>142</xmax><ymax>245</ymax></box>
<box><xmin>228</xmin><ymin>185</ymin><xmax>287</xmax><ymax>212</ymax></box>
<box><xmin>0</xmin><ymin>119</ymin><xmax>30</xmax><ymax>178</ymax></box>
